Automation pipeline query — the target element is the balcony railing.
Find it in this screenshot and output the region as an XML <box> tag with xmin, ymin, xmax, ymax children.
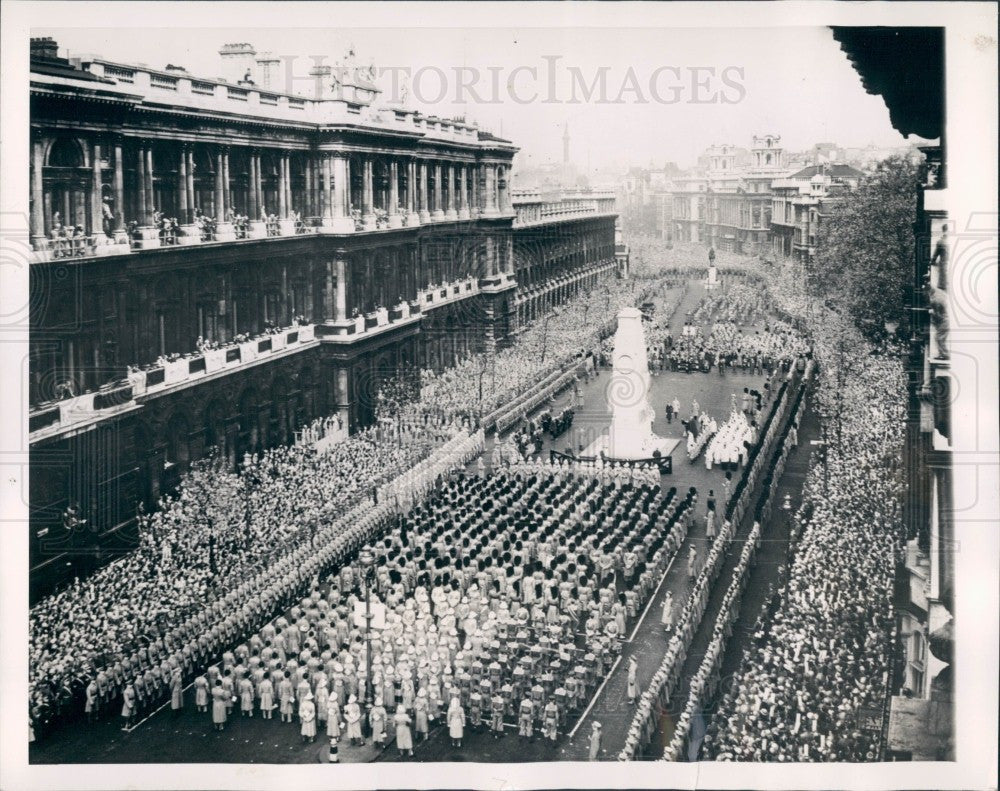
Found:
<box><xmin>131</xmin><ymin>323</ymin><xmax>317</xmax><ymax>396</ymax></box>
<box><xmin>70</xmin><ymin>58</ymin><xmax>494</xmax><ymax>148</ymax></box>
<box><xmin>32</xmin><ymin>233</ymin><xmax>128</xmax><ymax>260</ymax></box>
<box><xmin>417</xmin><ymin>276</ymin><xmax>482</xmax><ymax>307</ymax></box>
<box><xmin>31</xmin><ymin>201</ymin><xmax>505</xmax><ymax>262</ymax></box>
<box><xmin>29</xmin><ymin>324</ymin><xmax>317</xmax><ymax>441</ymax></box>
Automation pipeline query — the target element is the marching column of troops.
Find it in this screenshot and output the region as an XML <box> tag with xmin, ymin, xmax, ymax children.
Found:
<box><xmin>86</xmin><ymin>465</ymin><xmax>698</xmax><ymax>756</ymax></box>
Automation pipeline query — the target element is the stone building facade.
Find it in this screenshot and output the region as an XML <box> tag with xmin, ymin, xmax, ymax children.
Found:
<box><xmin>27</xmin><ymin>39</ymin><xmax>619</xmax><ymax>593</ymax></box>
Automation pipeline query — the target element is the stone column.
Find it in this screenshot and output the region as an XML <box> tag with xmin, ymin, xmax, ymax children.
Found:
<box><xmin>215</xmin><ymin>149</ymin><xmax>236</xmax><ymax>241</ymax></box>
<box><xmin>334</xmin><ymin>366</ymin><xmax>352</xmax><ymax>432</ymax></box>
<box><xmin>278</xmin><ymin>154</ymin><xmax>295</xmax><ymax>234</ymax></box>
<box><xmin>445</xmin><ymin>163</ymin><xmax>458</xmax><ymax>220</ymax></box>
<box><xmin>497</xmin><ymin>165</ymin><xmax>509</xmax><ymax>213</ymax></box>
<box><xmin>485</xmin><ymin>235</ymin><xmax>496</xmax><ymax>277</ymax></box>
<box><xmin>222</xmin><ymin>149</ymin><xmax>232</xmax><ymax>217</ymax></box>
<box><xmin>335</xmin><ymin>251</ymin><xmax>348</xmax><ymax>321</ymax></box>
<box><xmin>406</xmin><ymin>160</ymin><xmax>420</xmax><ymax>226</ymax></box>
<box><xmin>30</xmin><ymin>137</ymin><xmax>45</xmax><ymax>248</ymax></box>
<box><xmin>388</xmin><ymin>160</ymin><xmax>402</xmax><ymax>228</ymax></box>
<box><xmin>185</xmin><ymin>150</ymin><xmax>195</xmax><ymax>222</ymax></box>
<box><xmin>476</xmin><ymin>164</ymin><xmax>487</xmax><ymax>215</ymax></box>
<box><xmin>144</xmin><ymin>148</ymin><xmax>155</xmax><ymax>223</ymax></box>
<box><xmin>483</xmin><ymin>164</ymin><xmax>498</xmax><ymax>216</ymax></box>
<box><xmin>362</xmin><ymin>158</ymin><xmax>376</xmax><ymax>230</ymax></box>
<box><xmin>135</xmin><ymin>146</ymin><xmax>147</xmax><ymax>224</ymax></box>
<box><xmin>176</xmin><ymin>146</ymin><xmax>200</xmax><ymax>245</ymax></box>
<box><xmin>253</xmin><ymin>152</ymin><xmax>263</xmax><ymax>219</ymax></box>
<box><xmin>326</xmin><ymin>155</ymin><xmax>353</xmax><ymax>233</ymax></box>
<box><xmin>133</xmin><ymin>146</ymin><xmax>160</xmax><ymax>248</ymax></box>
<box><xmin>284</xmin><ymin>156</ymin><xmax>294</xmax><ymax>217</ymax></box>
<box><xmin>321</xmin><ymin>154</ymin><xmax>334</xmax><ymax>226</ymax></box>
<box><xmin>247</xmin><ymin>151</ymin><xmax>258</xmax><ymax>220</ymax></box>
<box><xmin>246</xmin><ymin>151</ymin><xmax>265</xmax><ymax>239</ymax></box>
<box><xmin>431</xmin><ymin>162</ymin><xmax>445</xmax><ymax>220</ymax></box>
<box><xmin>90</xmin><ymin>142</ymin><xmax>103</xmax><ymax>238</ymax></box>
<box><xmin>418</xmin><ymin>161</ymin><xmax>430</xmax><ymax>223</ymax></box>
<box><xmin>214</xmin><ymin>150</ymin><xmax>225</xmax><ymax>223</ymax></box>
<box><xmin>178</xmin><ymin>147</ymin><xmax>189</xmax><ymax>222</ymax></box>
<box><xmin>113</xmin><ymin>141</ymin><xmax>127</xmax><ymax>237</ymax></box>
<box><xmin>277</xmin><ymin>155</ymin><xmax>288</xmax><ymax>218</ymax></box>
<box><xmin>303</xmin><ymin>157</ymin><xmax>313</xmax><ymax>218</ymax></box>
<box><xmin>457</xmin><ymin>165</ymin><xmax>470</xmax><ymax>220</ymax></box>
<box><xmin>322</xmin><ymin>260</ymin><xmax>336</xmax><ymax>320</ymax></box>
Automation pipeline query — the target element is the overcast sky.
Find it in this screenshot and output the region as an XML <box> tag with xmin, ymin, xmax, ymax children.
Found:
<box><xmin>37</xmin><ymin>26</ymin><xmax>912</xmax><ymax>172</ymax></box>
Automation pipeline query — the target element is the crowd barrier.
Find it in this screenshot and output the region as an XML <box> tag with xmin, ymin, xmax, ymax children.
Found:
<box><xmin>661</xmin><ymin>521</ymin><xmax>762</xmax><ymax>760</ymax></box>
<box><xmin>615</xmin><ymin>364</ymin><xmax>805</xmax><ymax>760</ymax></box>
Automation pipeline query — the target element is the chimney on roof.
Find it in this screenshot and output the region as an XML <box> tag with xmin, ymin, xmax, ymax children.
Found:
<box><xmin>219</xmin><ymin>42</ymin><xmax>257</xmax><ymax>86</ymax></box>
<box><xmin>308</xmin><ymin>63</ymin><xmax>334</xmax><ymax>100</ymax></box>
<box><xmin>31</xmin><ymin>37</ymin><xmax>59</xmax><ymax>60</ymax></box>
<box><xmin>255</xmin><ymin>51</ymin><xmax>282</xmax><ymax>90</ymax></box>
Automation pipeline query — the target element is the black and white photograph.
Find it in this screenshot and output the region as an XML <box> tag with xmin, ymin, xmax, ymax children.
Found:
<box><xmin>0</xmin><ymin>2</ymin><xmax>996</xmax><ymax>790</ymax></box>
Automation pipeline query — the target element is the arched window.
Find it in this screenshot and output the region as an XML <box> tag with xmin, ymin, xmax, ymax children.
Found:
<box><xmin>44</xmin><ymin>138</ymin><xmax>90</xmax><ymax>234</ymax></box>
<box><xmin>47</xmin><ymin>138</ymin><xmax>85</xmax><ymax>168</ymax></box>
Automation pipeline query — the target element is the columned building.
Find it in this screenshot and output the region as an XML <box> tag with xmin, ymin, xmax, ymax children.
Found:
<box><xmin>770</xmin><ymin>163</ymin><xmax>863</xmax><ymax>261</ymax></box>
<box><xmin>671</xmin><ymin>174</ymin><xmax>708</xmax><ymax>244</ymax></box>
<box><xmin>705</xmin><ymin>136</ymin><xmax>785</xmax><ymax>255</ymax></box>
<box><xmin>510</xmin><ymin>189</ymin><xmax>618</xmax><ymax>325</ymax></box>
<box><xmin>27</xmin><ymin>39</ymin><xmax>617</xmax><ymax>596</ymax></box>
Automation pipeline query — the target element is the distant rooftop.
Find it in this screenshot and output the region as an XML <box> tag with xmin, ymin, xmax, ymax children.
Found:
<box><xmin>787</xmin><ymin>163</ymin><xmax>864</xmax><ymax>180</ymax></box>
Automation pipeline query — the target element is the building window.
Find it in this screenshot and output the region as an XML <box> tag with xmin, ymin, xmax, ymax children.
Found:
<box><xmin>911</xmin><ymin>630</ymin><xmax>926</xmax><ymax>664</ymax></box>
<box><xmin>198</xmin><ymin>303</ymin><xmax>219</xmax><ymax>343</ymax></box>
<box><xmin>264</xmin><ymin>291</ymin><xmax>282</xmax><ymax>327</ymax></box>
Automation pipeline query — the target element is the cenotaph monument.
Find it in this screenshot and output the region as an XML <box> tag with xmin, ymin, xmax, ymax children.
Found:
<box><xmin>586</xmin><ymin>306</ymin><xmax>673</xmax><ymax>460</ymax></box>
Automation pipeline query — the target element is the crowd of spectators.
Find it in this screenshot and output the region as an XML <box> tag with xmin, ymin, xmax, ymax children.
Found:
<box><xmin>703</xmin><ymin>309</ymin><xmax>906</xmax><ymax>761</ymax></box>
<box><xmin>411</xmin><ymin>277</ymin><xmax>673</xmax><ymax>426</ymax></box>
<box><xmin>28</xmin><ymin>424</ymin><xmax>452</xmax><ymax>736</ymax></box>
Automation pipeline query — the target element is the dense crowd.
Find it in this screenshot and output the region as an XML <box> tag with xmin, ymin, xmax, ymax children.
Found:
<box><xmin>617</xmin><ymin>361</ymin><xmax>801</xmax><ymax>761</ymax></box>
<box><xmin>30</xmin><ymin>236</ymin><xmax>912</xmax><ymax>764</ymax></box>
<box><xmin>664</xmin><ymin>315</ymin><xmax>809</xmax><ymax>375</ymax></box>
<box><xmin>703</xmin><ymin>314</ymin><xmax>906</xmax><ymax>761</ymax></box>
<box><xmin>28</xmin><ymin>424</ymin><xmax>455</xmax><ymax>735</ymax></box>
<box><xmin>411</xmin><ymin>276</ymin><xmax>678</xmax><ymax>425</ymax></box>
<box><xmin>161</xmin><ymin>464</ymin><xmax>698</xmax><ymax>749</ymax></box>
